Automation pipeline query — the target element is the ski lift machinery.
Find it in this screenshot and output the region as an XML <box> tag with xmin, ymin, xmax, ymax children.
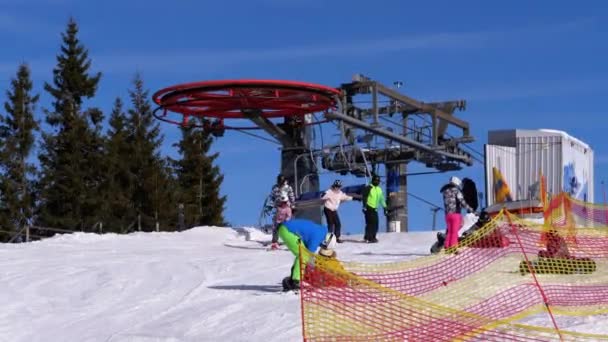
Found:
<box><xmin>151</xmin><ymin>76</ymin><xmax>474</xmax><ymax>232</ymax></box>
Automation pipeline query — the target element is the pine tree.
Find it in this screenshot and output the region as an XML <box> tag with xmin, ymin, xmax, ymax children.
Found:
<box><xmin>104</xmin><ymin>98</ymin><xmax>135</xmax><ymax>232</ymax></box>
<box><xmin>125</xmin><ymin>73</ymin><xmax>174</xmax><ymax>231</ymax></box>
<box><xmin>0</xmin><ymin>64</ymin><xmax>39</xmax><ymax>242</ymax></box>
<box><xmin>173</xmin><ymin>118</ymin><xmax>226</xmax><ymax>228</ymax></box>
<box><xmin>37</xmin><ymin>18</ymin><xmax>105</xmax><ymax>231</ymax></box>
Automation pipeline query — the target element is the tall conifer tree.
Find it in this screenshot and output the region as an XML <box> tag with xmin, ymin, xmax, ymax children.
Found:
<box><xmin>0</xmin><ymin>64</ymin><xmax>39</xmax><ymax>241</ymax></box>
<box><xmin>37</xmin><ymin>18</ymin><xmax>105</xmax><ymax>230</ymax></box>
<box><xmin>173</xmin><ymin>119</ymin><xmax>226</xmax><ymax>228</ymax></box>
<box><xmin>125</xmin><ymin>73</ymin><xmax>174</xmax><ymax>231</ymax></box>
<box><xmin>103</xmin><ymin>98</ymin><xmax>133</xmax><ymax>232</ymax></box>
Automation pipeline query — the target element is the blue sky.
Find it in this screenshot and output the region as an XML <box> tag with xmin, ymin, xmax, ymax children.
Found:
<box><xmin>2</xmin><ymin>0</ymin><xmax>608</xmax><ymax>235</ymax></box>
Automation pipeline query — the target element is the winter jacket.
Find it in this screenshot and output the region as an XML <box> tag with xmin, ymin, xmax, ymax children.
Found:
<box><xmin>322</xmin><ymin>188</ymin><xmax>352</xmax><ymax>211</ymax></box>
<box><xmin>270</xmin><ymin>183</ymin><xmax>296</xmax><ymax>208</ymax></box>
<box><xmin>362</xmin><ymin>185</ymin><xmax>386</xmax><ymax>210</ymax></box>
<box><xmin>440</xmin><ymin>183</ymin><xmax>473</xmax><ymax>214</ymax></box>
<box><xmin>539</xmin><ymin>230</ymin><xmax>571</xmax><ymax>259</ymax></box>
<box><xmin>275</xmin><ymin>204</ymin><xmax>292</xmax><ymax>224</ymax></box>
<box><xmin>282</xmin><ymin>218</ymin><xmax>328</xmax><ymax>251</ymax></box>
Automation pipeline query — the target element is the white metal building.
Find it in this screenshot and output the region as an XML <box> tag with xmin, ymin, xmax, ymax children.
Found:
<box><xmin>485</xmin><ymin>129</ymin><xmax>594</xmax><ymax>207</ymax></box>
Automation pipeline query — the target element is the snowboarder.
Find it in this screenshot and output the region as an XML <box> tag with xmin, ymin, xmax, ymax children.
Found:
<box><xmin>268</xmin><ymin>174</ymin><xmax>296</xmax><ymax>248</ymax></box>
<box><xmin>520</xmin><ymin>229</ymin><xmax>596</xmax><ymax>275</ymax></box>
<box><xmin>361</xmin><ymin>175</ymin><xmax>387</xmax><ymax>243</ymax></box>
<box><xmin>277</xmin><ymin>218</ymin><xmax>335</xmax><ymax>291</ymax></box>
<box><xmin>440</xmin><ymin>176</ymin><xmax>475</xmax><ymax>250</ymax></box>
<box><xmin>321</xmin><ymin>180</ymin><xmax>356</xmax><ymax>243</ymax></box>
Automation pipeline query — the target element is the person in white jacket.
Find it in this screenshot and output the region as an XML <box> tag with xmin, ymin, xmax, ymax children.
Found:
<box><xmin>321</xmin><ymin>180</ymin><xmax>355</xmax><ymax>243</ymax></box>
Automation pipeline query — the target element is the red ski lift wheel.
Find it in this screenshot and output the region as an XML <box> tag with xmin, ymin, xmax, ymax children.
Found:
<box><xmin>152</xmin><ymin>79</ymin><xmax>341</xmax><ymax>126</ymax></box>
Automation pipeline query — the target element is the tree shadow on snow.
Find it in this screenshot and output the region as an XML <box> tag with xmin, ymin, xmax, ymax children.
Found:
<box><xmin>223</xmin><ymin>243</ymin><xmax>267</xmax><ymax>250</ymax></box>
<box><xmin>355</xmin><ymin>251</ymin><xmax>429</xmax><ymax>257</ymax></box>
<box><xmin>208</xmin><ymin>284</ymin><xmax>283</xmax><ymax>293</ymax></box>
<box><xmin>340</xmin><ymin>238</ymin><xmax>368</xmax><ymax>244</ymax></box>
<box><xmin>223</xmin><ymin>241</ymin><xmax>286</xmax><ymax>250</ymax></box>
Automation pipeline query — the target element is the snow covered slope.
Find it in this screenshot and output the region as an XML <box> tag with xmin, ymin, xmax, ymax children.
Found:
<box><xmin>0</xmin><ymin>227</ymin><xmax>605</xmax><ymax>341</ymax></box>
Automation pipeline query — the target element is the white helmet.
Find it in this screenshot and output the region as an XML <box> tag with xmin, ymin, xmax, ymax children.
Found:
<box><xmin>450</xmin><ymin>176</ymin><xmax>462</xmax><ymax>187</ymax></box>
<box><xmin>319</xmin><ymin>247</ymin><xmax>337</xmax><ymax>258</ymax></box>
<box><xmin>280</xmin><ymin>193</ymin><xmax>289</xmax><ymax>202</ymax></box>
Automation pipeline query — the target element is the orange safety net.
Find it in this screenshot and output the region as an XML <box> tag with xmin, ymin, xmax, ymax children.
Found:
<box><xmin>298</xmin><ymin>208</ymin><xmax>608</xmax><ymax>341</ymax></box>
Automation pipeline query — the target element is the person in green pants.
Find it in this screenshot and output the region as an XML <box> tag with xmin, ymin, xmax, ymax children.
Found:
<box><xmin>278</xmin><ymin>218</ymin><xmax>335</xmax><ymax>291</ymax></box>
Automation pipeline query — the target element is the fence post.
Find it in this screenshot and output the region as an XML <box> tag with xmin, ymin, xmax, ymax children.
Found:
<box><xmin>156</xmin><ymin>221</ymin><xmax>159</xmax><ymax>232</ymax></box>
<box><xmin>99</xmin><ymin>222</ymin><xmax>103</xmax><ymax>234</ymax></box>
<box><xmin>25</xmin><ymin>225</ymin><xmax>30</xmax><ymax>242</ymax></box>
<box><xmin>138</xmin><ymin>214</ymin><xmax>141</xmax><ymax>231</ymax></box>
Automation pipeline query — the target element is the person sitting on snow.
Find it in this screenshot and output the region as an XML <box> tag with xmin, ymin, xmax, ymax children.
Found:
<box><xmin>270</xmin><ymin>194</ymin><xmax>293</xmax><ymax>250</ymax></box>
<box><xmin>277</xmin><ymin>218</ymin><xmax>336</xmax><ymax>291</ymax></box>
<box><xmin>321</xmin><ymin>180</ymin><xmax>355</xmax><ymax>244</ymax></box>
<box><xmin>539</xmin><ymin>229</ymin><xmax>571</xmax><ymax>259</ymax></box>
<box><xmin>269</xmin><ymin>174</ymin><xmax>296</xmax><ymax>247</ymax></box>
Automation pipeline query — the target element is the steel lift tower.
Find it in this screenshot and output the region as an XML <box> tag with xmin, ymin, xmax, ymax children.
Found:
<box><xmin>325</xmin><ymin>74</ymin><xmax>474</xmax><ymax>232</ymax></box>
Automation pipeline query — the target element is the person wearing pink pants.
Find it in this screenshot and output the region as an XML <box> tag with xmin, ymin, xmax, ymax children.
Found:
<box><xmin>440</xmin><ymin>177</ymin><xmax>474</xmax><ymax>249</ymax></box>
<box><xmin>444</xmin><ymin>213</ymin><xmax>463</xmax><ymax>248</ymax></box>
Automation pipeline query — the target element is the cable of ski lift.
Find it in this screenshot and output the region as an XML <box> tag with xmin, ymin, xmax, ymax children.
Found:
<box><xmin>407</xmin><ymin>192</ymin><xmax>442</xmax><ymax>211</ymax></box>
<box><xmin>230</xmin><ymin>127</ymin><xmax>282</xmax><ymax>145</ymax></box>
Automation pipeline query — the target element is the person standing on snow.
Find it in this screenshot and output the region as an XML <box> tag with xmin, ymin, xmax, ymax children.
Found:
<box><xmin>321</xmin><ymin>180</ymin><xmax>355</xmax><ymax>243</ymax></box>
<box><xmin>277</xmin><ymin>218</ymin><xmax>336</xmax><ymax>291</ymax></box>
<box><xmin>269</xmin><ymin>174</ymin><xmax>296</xmax><ymax>247</ymax></box>
<box><xmin>270</xmin><ymin>194</ymin><xmax>293</xmax><ymax>250</ymax></box>
<box><xmin>440</xmin><ymin>176</ymin><xmax>474</xmax><ymax>250</ymax></box>
<box><xmin>361</xmin><ymin>175</ymin><xmax>387</xmax><ymax>243</ymax></box>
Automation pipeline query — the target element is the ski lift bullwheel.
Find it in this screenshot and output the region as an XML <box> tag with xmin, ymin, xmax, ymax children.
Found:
<box><xmin>152</xmin><ymin>79</ymin><xmax>341</xmax><ymax>128</ymax></box>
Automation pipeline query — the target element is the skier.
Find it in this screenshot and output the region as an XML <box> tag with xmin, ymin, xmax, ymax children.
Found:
<box><xmin>270</xmin><ymin>194</ymin><xmax>293</xmax><ymax>250</ymax></box>
<box><xmin>269</xmin><ymin>174</ymin><xmax>296</xmax><ymax>248</ymax></box>
<box><xmin>277</xmin><ymin>218</ymin><xmax>336</xmax><ymax>291</ymax></box>
<box><xmin>361</xmin><ymin>175</ymin><xmax>387</xmax><ymax>243</ymax></box>
<box><xmin>440</xmin><ymin>176</ymin><xmax>474</xmax><ymax>250</ymax></box>
<box><xmin>321</xmin><ymin>180</ymin><xmax>355</xmax><ymax>243</ymax></box>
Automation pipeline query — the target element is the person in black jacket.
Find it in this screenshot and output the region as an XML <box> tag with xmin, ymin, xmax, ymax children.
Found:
<box><xmin>361</xmin><ymin>175</ymin><xmax>387</xmax><ymax>243</ymax></box>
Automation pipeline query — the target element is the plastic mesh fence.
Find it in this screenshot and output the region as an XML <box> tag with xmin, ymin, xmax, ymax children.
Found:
<box><xmin>545</xmin><ymin>193</ymin><xmax>608</xmax><ymax>229</ymax></box>
<box><xmin>298</xmin><ymin>203</ymin><xmax>608</xmax><ymax>342</ymax></box>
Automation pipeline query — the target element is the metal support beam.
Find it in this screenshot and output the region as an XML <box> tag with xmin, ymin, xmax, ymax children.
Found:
<box><xmin>386</xmin><ymin>163</ymin><xmax>407</xmax><ymax>232</ymax></box>
<box><xmin>369</xmin><ymin>82</ymin><xmax>470</xmax><ymax>136</ymax></box>
<box><xmin>360</xmin><ymin>100</ymin><xmax>465</xmax><ymax>117</ymax></box>
<box><xmin>325</xmin><ymin>111</ymin><xmax>471</xmax><ymax>164</ymax></box>
<box><xmin>241</xmin><ymin>109</ymin><xmax>293</xmax><ymax>146</ymax></box>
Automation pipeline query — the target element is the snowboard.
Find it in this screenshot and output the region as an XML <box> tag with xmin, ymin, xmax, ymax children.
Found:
<box><xmin>461</xmin><ymin>177</ymin><xmax>479</xmax><ymax>211</ymax></box>
<box><xmin>519</xmin><ymin>258</ymin><xmax>597</xmax><ymax>275</ymax></box>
